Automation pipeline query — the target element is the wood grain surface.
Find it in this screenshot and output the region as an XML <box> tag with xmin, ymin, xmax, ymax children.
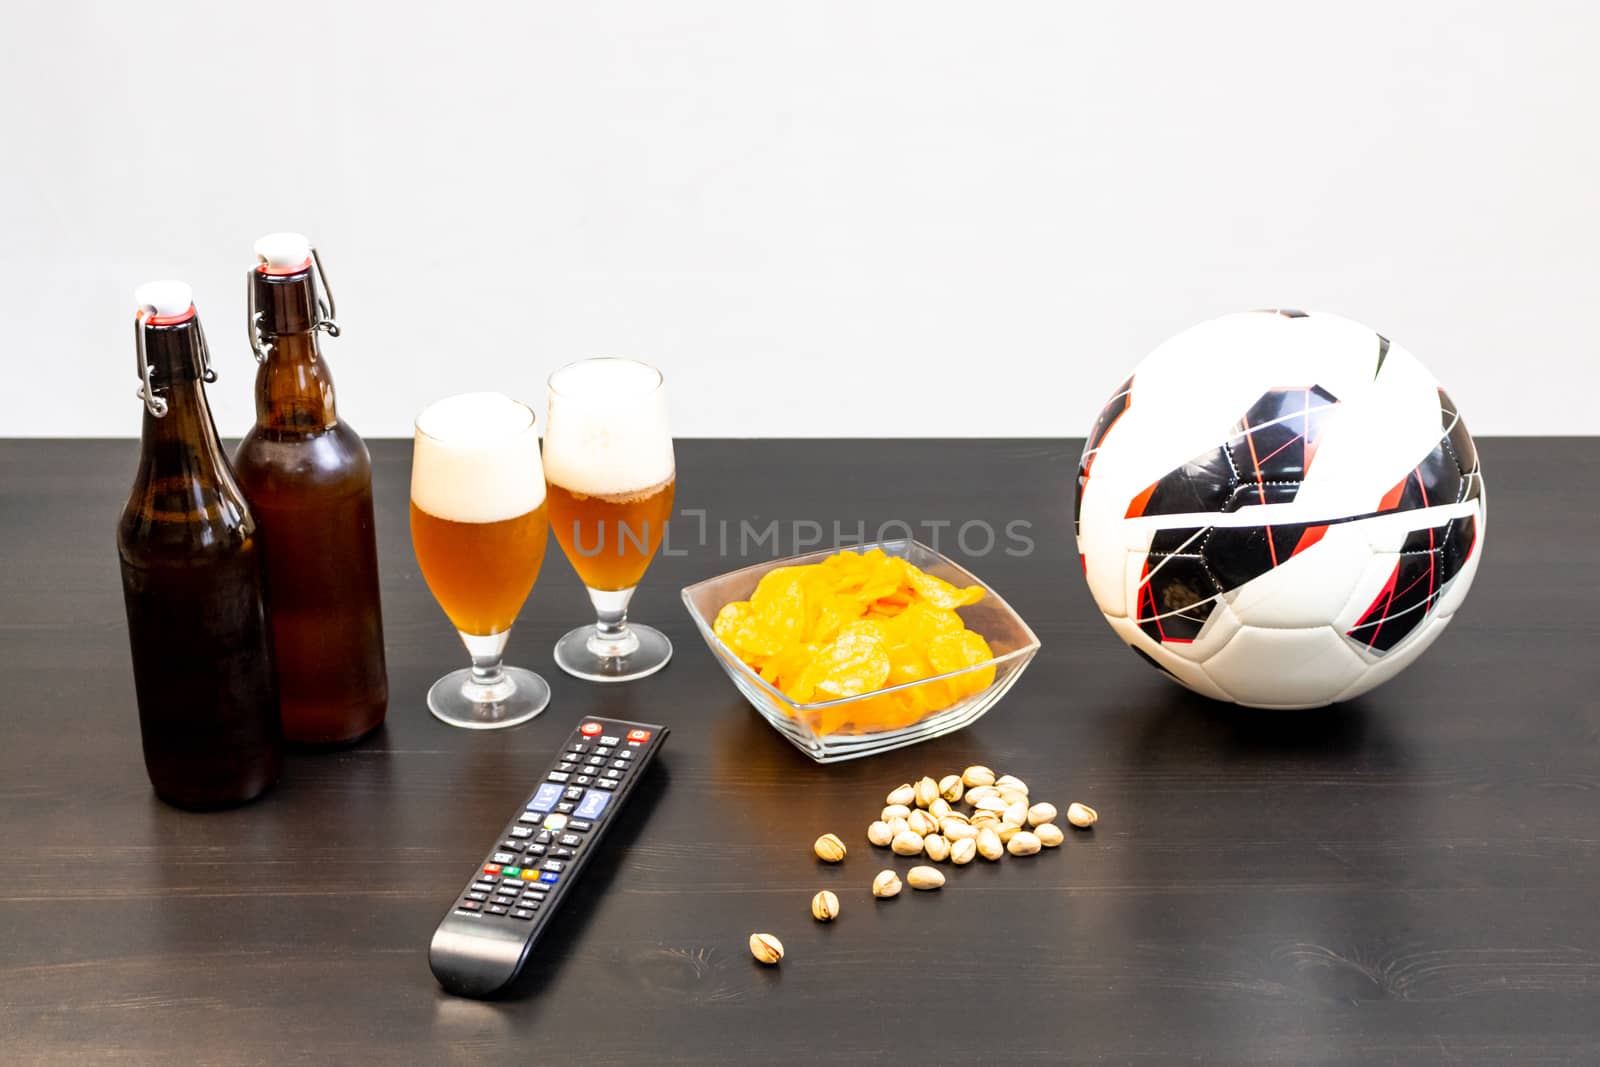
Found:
<box><xmin>1</xmin><ymin>437</ymin><xmax>1596</xmax><ymax>1065</ymax></box>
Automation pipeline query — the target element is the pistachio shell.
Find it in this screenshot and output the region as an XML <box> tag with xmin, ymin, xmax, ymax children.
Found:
<box><xmin>939</xmin><ymin>774</ymin><xmax>965</xmax><ymax>802</ymax></box>
<box><xmin>907</xmin><ymin>865</ymin><xmax>945</xmax><ymax>890</ymax></box>
<box><xmin>749</xmin><ymin>932</ymin><xmax>784</xmax><ymax>964</ymax></box>
<box><xmin>961</xmin><ymin>765</ymin><xmax>996</xmax><ymax>788</ymax></box>
<box><xmin>1035</xmin><ymin>822</ymin><xmax>1064</xmax><ymax>847</ymax></box>
<box><xmin>891</xmin><ymin>830</ymin><xmax>926</xmax><ymax>856</ymax></box>
<box><xmin>886</xmin><ymin>783</ymin><xmax>916</xmax><ymax>806</ymax></box>
<box><xmin>867</xmin><ymin>820</ymin><xmax>894</xmax><ymax>847</ymax></box>
<box><xmin>813</xmin><ymin>833</ymin><xmax>847</xmax><ymax>863</ymax></box>
<box><xmin>872</xmin><ymin>869</ymin><xmax>903</xmax><ymax>898</ymax></box>
<box><xmin>1007</xmin><ymin>831</ymin><xmax>1042</xmax><ymax>856</ymax></box>
<box><xmin>977</xmin><ymin>827</ymin><xmax>1004</xmax><ymax>861</ymax></box>
<box><xmin>811</xmin><ymin>890</ymin><xmax>840</xmax><ymax>922</ymax></box>
<box><xmin>950</xmin><ymin>838</ymin><xmax>977</xmax><ymax>865</ymax></box>
<box><xmin>1067</xmin><ymin>802</ymin><xmax>1098</xmax><ymax>829</ymax></box>
<box><xmin>1027</xmin><ymin>802</ymin><xmax>1058</xmax><ymax>827</ymax></box>
<box><xmin>923</xmin><ymin>834</ymin><xmax>951</xmax><ymax>862</ymax></box>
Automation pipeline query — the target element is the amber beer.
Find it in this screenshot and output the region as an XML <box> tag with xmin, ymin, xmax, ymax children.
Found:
<box><xmin>544</xmin><ymin>357</ymin><xmax>676</xmax><ymax>682</ymax></box>
<box><xmin>410</xmin><ymin>500</ymin><xmax>550</xmax><ymax>635</ymax></box>
<box><xmin>546</xmin><ymin>476</ymin><xmax>675</xmax><ymax>592</ymax></box>
<box><xmin>118</xmin><ymin>282</ymin><xmax>282</xmax><ymax>809</ymax></box>
<box><xmin>234</xmin><ymin>234</ymin><xmax>387</xmax><ymax>745</ymax></box>
<box><xmin>410</xmin><ymin>392</ymin><xmax>553</xmax><ymax>729</ymax></box>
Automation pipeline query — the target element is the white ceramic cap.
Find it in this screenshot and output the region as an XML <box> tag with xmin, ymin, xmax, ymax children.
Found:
<box><xmin>134</xmin><ymin>280</ymin><xmax>194</xmax><ymax>318</ymax></box>
<box><xmin>254</xmin><ymin>231</ymin><xmax>312</xmax><ymax>268</ymax></box>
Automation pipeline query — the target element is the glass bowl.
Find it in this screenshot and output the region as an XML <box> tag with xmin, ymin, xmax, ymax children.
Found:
<box><xmin>681</xmin><ymin>539</ymin><xmax>1041</xmax><ymax>763</ymax></box>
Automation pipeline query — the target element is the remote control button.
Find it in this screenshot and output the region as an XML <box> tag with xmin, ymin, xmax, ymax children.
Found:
<box><xmin>473</xmin><ymin>879</ymin><xmax>498</xmax><ymax>891</ymax></box>
<box><xmin>486</xmin><ymin>905</ymin><xmax>510</xmax><ymax>916</ymax></box>
<box><xmin>492</xmin><ymin>851</ymin><xmax>515</xmax><ymax>864</ymax></box>
<box><xmin>524</xmin><ymin>843</ymin><xmax>547</xmax><ymax>857</ymax></box>
<box><xmin>521</xmin><ymin>884</ymin><xmax>548</xmax><ymax>896</ymax></box>
<box><xmin>568</xmin><ymin>742</ymin><xmax>588</xmax><ymax>754</ymax></box>
<box><xmin>539</xmin><ymin>871</ymin><xmax>560</xmax><ymax>884</ymax></box>
<box><xmin>518</xmin><ymin>811</ymin><xmax>541</xmax><ymax>824</ymax></box>
<box><xmin>543</xmin><ymin>814</ymin><xmax>568</xmax><ymax>831</ymax></box>
<box><xmin>564</xmin><ymin>785</ymin><xmax>586</xmax><ymax>800</ymax></box>
<box><xmin>559</xmin><ymin>833</ymin><xmax>582</xmax><ymax>848</ymax></box>
<box><xmin>510</xmin><ymin>908</ymin><xmax>536</xmax><ymax>920</ymax></box>
<box><xmin>580</xmin><ymin>722</ymin><xmax>602</xmax><ymax>737</ymax></box>
<box><xmin>557</xmin><ymin>761</ymin><xmax>578</xmax><ymax>774</ymax></box>
<box><xmin>466</xmin><ymin>891</ymin><xmax>489</xmax><ymax>902</ymax></box>
<box><xmin>599</xmin><ymin>735</ymin><xmax>620</xmax><ymax>746</ymax></box>
<box><xmin>550</xmin><ymin>847</ymin><xmax>575</xmax><ymax>860</ymax></box>
<box><xmin>501</xmin><ymin>877</ymin><xmax>525</xmax><ymax>889</ymax></box>
<box><xmin>594</xmin><ymin>779</ymin><xmax>617</xmax><ymax>791</ymax></box>
<box><xmin>502</xmin><ymin>867</ymin><xmax>521</xmax><ymax>877</ymax></box>
<box><xmin>601</xmin><ymin>768</ymin><xmax>622</xmax><ymax>781</ymax></box>
<box><xmin>610</xmin><ymin>759</ymin><xmax>629</xmax><ymax>770</ymax></box>
<box><xmin>520</xmin><ymin>869</ymin><xmax>541</xmax><ymax>880</ymax></box>
<box><xmin>567</xmin><ymin>819</ymin><xmax>593</xmax><ymax>832</ymax></box>
<box><xmin>482</xmin><ymin>864</ymin><xmax>502</xmax><ymax>875</ymax></box>
<box><xmin>500</xmin><ymin>840</ymin><xmax>524</xmax><ymax>852</ymax></box>
<box><xmin>573</xmin><ymin>775</ymin><xmax>593</xmax><ymax>787</ymax></box>
<box><xmin>547</xmin><ymin>771</ymin><xmax>570</xmax><ymax>784</ymax></box>
<box><xmin>574</xmin><ymin>791</ymin><xmax>611</xmax><ymax>820</ymax></box>
<box><xmin>510</xmin><ymin>826</ymin><xmax>533</xmax><ymax>838</ymax></box>
<box><xmin>627</xmin><ymin>728</ymin><xmax>651</xmax><ymax>742</ymax></box>
<box><xmin>585</xmin><ymin>754</ymin><xmax>604</xmax><ymax>766</ymax></box>
<box><xmin>534</xmin><ymin>830</ymin><xmax>553</xmax><ymax>844</ymax></box>
<box><xmin>541</xmin><ymin>860</ymin><xmax>564</xmax><ymax>873</ymax></box>
<box><xmin>596</xmin><ymin>746</ymin><xmax>613</xmax><ymax>757</ymax></box>
<box><xmin>458</xmin><ymin>900</ymin><xmax>483</xmax><ymax>911</ymax></box>
<box><xmin>556</xmin><ymin>802</ymin><xmax>576</xmax><ymax>814</ymax></box>
<box><xmin>618</xmin><ymin>748</ymin><xmax>635</xmax><ymax>759</ymax></box>
<box><xmin>527</xmin><ymin>783</ymin><xmax>563</xmax><ymax>812</ymax></box>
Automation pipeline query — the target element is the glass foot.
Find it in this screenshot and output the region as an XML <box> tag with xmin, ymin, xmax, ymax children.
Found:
<box><xmin>427</xmin><ymin>666</ymin><xmax>551</xmax><ymax>730</ymax></box>
<box><xmin>553</xmin><ymin>623</ymin><xmax>672</xmax><ymax>683</ymax></box>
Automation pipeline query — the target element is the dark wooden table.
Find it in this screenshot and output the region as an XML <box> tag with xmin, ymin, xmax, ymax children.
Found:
<box><xmin>2</xmin><ymin>438</ymin><xmax>1596</xmax><ymax>1065</ymax></box>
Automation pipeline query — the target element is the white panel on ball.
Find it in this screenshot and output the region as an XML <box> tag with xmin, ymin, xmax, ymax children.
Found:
<box><xmin>1202</xmin><ymin>626</ymin><xmax>1368</xmax><ymax>710</ymax></box>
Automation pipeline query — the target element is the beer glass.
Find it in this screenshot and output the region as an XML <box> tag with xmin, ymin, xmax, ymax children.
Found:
<box><xmin>411</xmin><ymin>393</ymin><xmax>551</xmax><ymax>728</ymax></box>
<box><xmin>544</xmin><ymin>358</ymin><xmax>675</xmax><ymax>682</ymax></box>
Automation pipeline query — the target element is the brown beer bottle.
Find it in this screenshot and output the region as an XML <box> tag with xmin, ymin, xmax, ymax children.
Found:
<box><xmin>117</xmin><ymin>281</ymin><xmax>283</xmax><ymax>809</ymax></box>
<box><xmin>233</xmin><ymin>234</ymin><xmax>388</xmax><ymax>744</ymax></box>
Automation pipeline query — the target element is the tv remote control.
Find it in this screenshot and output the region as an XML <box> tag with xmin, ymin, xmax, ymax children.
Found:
<box><xmin>429</xmin><ymin>716</ymin><xmax>668</xmax><ymax>997</ymax></box>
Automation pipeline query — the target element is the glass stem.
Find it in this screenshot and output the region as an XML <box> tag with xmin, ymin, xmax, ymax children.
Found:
<box><xmin>458</xmin><ymin>629</ymin><xmax>517</xmax><ymax>704</ymax></box>
<box><xmin>586</xmin><ymin>586</ymin><xmax>641</xmax><ymax>659</ymax></box>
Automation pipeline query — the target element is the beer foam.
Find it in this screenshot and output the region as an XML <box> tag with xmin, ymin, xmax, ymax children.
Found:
<box><xmin>543</xmin><ymin>359</ymin><xmax>675</xmax><ymax>497</ymax></box>
<box><xmin>412</xmin><ymin>393</ymin><xmax>546</xmax><ymax>524</ymax></box>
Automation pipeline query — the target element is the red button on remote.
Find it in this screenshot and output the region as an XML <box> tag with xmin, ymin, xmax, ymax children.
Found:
<box><xmin>580</xmin><ymin>722</ymin><xmax>602</xmax><ymax>737</ymax></box>
<box><xmin>483</xmin><ymin>864</ymin><xmax>502</xmax><ymax>875</ymax></box>
<box><xmin>627</xmin><ymin>729</ymin><xmax>651</xmax><ymax>742</ymax></box>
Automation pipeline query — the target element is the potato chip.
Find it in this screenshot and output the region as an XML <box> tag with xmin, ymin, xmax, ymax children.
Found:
<box><xmin>715</xmin><ymin>550</ymin><xmax>995</xmax><ymax>735</ymax></box>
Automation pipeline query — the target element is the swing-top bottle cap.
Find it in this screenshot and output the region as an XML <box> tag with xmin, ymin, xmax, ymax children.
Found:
<box><xmin>134</xmin><ymin>280</ymin><xmax>195</xmax><ymax>323</ymax></box>
<box><xmin>254</xmin><ymin>232</ymin><xmax>312</xmax><ymax>274</ymax></box>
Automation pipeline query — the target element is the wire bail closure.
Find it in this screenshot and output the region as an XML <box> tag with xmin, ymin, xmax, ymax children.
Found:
<box><xmin>134</xmin><ymin>311</ymin><xmax>167</xmax><ymax>417</ymax></box>
<box><xmin>136</xmin><ymin>311</ymin><xmax>215</xmax><ymax>417</ymax></box>
<box><xmin>248</xmin><ymin>246</ymin><xmax>340</xmax><ymax>363</ymax></box>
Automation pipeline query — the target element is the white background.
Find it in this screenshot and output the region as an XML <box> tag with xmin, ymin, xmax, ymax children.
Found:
<box><xmin>2</xmin><ymin>1</ymin><xmax>1592</xmax><ymax>438</ymax></box>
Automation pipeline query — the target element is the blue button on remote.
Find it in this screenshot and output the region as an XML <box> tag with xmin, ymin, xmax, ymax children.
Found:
<box><xmin>526</xmin><ymin>783</ymin><xmax>563</xmax><ymax>813</ymax></box>
<box><xmin>573</xmin><ymin>790</ymin><xmax>611</xmax><ymax>820</ymax></box>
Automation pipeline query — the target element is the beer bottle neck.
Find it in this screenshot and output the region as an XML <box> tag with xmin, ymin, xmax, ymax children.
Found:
<box><xmin>134</xmin><ymin>319</ymin><xmax>244</xmax><ymax>516</ymax></box>
<box><xmin>250</xmin><ymin>268</ymin><xmax>337</xmax><ymax>433</ymax></box>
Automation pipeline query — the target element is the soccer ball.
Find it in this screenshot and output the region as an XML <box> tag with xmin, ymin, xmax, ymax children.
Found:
<box><xmin>1075</xmin><ymin>310</ymin><xmax>1486</xmax><ymax>709</ymax></box>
